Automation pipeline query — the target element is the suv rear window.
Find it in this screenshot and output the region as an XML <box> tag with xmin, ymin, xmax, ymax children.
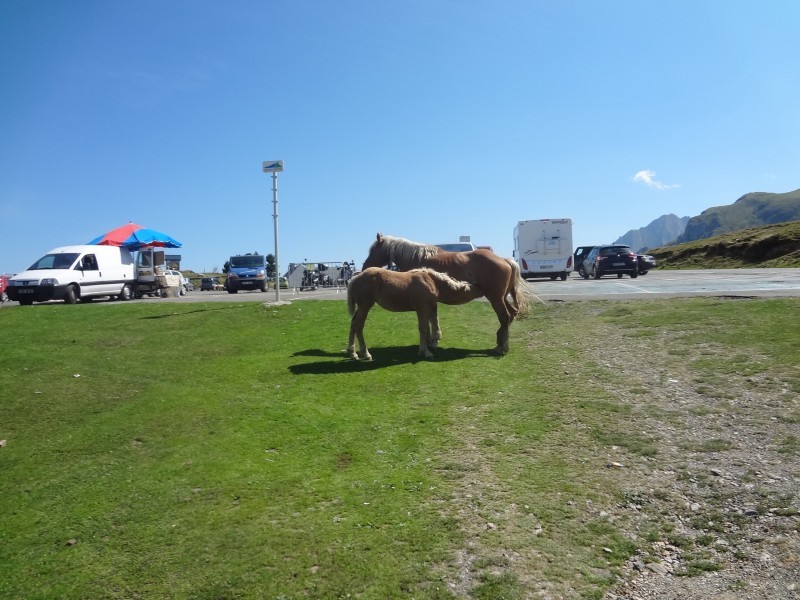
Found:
<box><xmin>600</xmin><ymin>246</ymin><xmax>632</xmax><ymax>256</ymax></box>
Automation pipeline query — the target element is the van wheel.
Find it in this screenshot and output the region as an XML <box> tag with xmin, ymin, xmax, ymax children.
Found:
<box><xmin>119</xmin><ymin>284</ymin><xmax>133</xmax><ymax>301</ymax></box>
<box><xmin>630</xmin><ymin>271</ymin><xmax>638</xmax><ymax>279</ymax></box>
<box><xmin>64</xmin><ymin>285</ymin><xmax>79</xmax><ymax>304</ymax></box>
<box><xmin>19</xmin><ymin>298</ymin><xmax>34</xmax><ymax>306</ymax></box>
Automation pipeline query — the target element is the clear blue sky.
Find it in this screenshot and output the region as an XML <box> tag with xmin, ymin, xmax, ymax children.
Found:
<box><xmin>2</xmin><ymin>1</ymin><xmax>799</xmax><ymax>274</ymax></box>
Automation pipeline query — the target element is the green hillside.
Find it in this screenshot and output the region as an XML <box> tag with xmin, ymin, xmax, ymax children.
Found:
<box><xmin>676</xmin><ymin>188</ymin><xmax>800</xmax><ymax>243</ymax></box>
<box><xmin>650</xmin><ymin>220</ymin><xmax>800</xmax><ymax>269</ymax></box>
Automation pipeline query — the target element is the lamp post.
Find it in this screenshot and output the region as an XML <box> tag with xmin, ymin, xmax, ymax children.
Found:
<box><xmin>262</xmin><ymin>160</ymin><xmax>284</xmax><ymax>302</ymax></box>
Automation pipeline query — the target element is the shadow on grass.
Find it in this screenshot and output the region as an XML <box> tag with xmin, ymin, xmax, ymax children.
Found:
<box><xmin>139</xmin><ymin>305</ymin><xmax>252</xmax><ymax>319</ymax></box>
<box><xmin>289</xmin><ymin>345</ymin><xmax>497</xmax><ymax>374</ymax></box>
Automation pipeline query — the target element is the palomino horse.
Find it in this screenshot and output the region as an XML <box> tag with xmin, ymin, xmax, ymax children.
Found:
<box><xmin>362</xmin><ymin>234</ymin><xmax>534</xmax><ymax>355</ymax></box>
<box><xmin>347</xmin><ymin>267</ymin><xmax>484</xmax><ymax>361</ymax></box>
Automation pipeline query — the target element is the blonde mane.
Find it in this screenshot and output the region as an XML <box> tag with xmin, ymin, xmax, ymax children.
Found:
<box><xmin>410</xmin><ymin>268</ymin><xmax>473</xmax><ymax>294</ymax></box>
<box><xmin>380</xmin><ymin>235</ymin><xmax>439</xmax><ymax>268</ymax></box>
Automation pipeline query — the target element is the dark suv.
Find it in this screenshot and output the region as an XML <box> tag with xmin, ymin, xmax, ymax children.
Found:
<box><xmin>573</xmin><ymin>246</ymin><xmax>595</xmax><ymax>278</ymax></box>
<box><xmin>582</xmin><ymin>245</ymin><xmax>638</xmax><ymax>279</ymax></box>
<box><xmin>200</xmin><ymin>277</ymin><xmax>221</xmax><ymax>291</ymax></box>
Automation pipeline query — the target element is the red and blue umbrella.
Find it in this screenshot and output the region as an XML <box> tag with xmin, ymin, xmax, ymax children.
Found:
<box><xmin>88</xmin><ymin>223</ymin><xmax>182</xmax><ymax>250</ymax></box>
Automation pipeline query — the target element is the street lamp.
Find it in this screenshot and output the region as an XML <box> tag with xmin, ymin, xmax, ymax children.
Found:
<box><xmin>262</xmin><ymin>160</ymin><xmax>284</xmax><ymax>302</ymax></box>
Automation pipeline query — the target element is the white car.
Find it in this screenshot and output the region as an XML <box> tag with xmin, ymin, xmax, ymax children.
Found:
<box><xmin>164</xmin><ymin>270</ymin><xmax>191</xmax><ymax>295</ymax></box>
<box><xmin>435</xmin><ymin>242</ymin><xmax>477</xmax><ymax>252</ymax></box>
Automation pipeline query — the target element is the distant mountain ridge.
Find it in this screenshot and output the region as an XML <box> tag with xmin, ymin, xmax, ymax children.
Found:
<box><xmin>675</xmin><ymin>189</ymin><xmax>800</xmax><ymax>244</ymax></box>
<box><xmin>613</xmin><ymin>188</ymin><xmax>800</xmax><ymax>251</ymax></box>
<box><xmin>614</xmin><ymin>214</ymin><xmax>690</xmax><ymax>252</ymax></box>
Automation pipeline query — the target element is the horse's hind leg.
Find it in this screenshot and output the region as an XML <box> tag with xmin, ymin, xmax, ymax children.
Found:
<box><xmin>416</xmin><ymin>308</ymin><xmax>435</xmax><ymax>359</ymax></box>
<box><xmin>348</xmin><ymin>304</ymin><xmax>373</xmax><ymax>361</ymax></box>
<box><xmin>488</xmin><ymin>295</ymin><xmax>512</xmax><ymax>355</ymax></box>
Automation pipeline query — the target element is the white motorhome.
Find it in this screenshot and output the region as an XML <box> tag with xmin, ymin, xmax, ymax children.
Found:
<box><xmin>7</xmin><ymin>245</ymin><xmax>135</xmax><ymax>305</ymax></box>
<box><xmin>513</xmin><ymin>218</ymin><xmax>574</xmax><ymax>280</ymax></box>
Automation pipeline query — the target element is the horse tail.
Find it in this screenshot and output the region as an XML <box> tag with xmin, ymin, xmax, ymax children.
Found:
<box><xmin>505</xmin><ymin>258</ymin><xmax>543</xmax><ymax>318</ymax></box>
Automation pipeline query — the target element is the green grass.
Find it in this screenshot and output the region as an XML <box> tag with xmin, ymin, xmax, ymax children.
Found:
<box><xmin>1</xmin><ymin>296</ymin><xmax>799</xmax><ymax>598</ymax></box>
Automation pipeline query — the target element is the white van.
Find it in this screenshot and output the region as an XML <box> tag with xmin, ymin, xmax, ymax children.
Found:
<box><xmin>7</xmin><ymin>245</ymin><xmax>135</xmax><ymax>305</ymax></box>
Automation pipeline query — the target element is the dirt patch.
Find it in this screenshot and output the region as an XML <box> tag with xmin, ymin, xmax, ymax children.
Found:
<box><xmin>436</xmin><ymin>304</ymin><xmax>799</xmax><ymax>599</ymax></box>
<box><xmin>594</xmin><ymin>327</ymin><xmax>800</xmax><ymax>599</ymax></box>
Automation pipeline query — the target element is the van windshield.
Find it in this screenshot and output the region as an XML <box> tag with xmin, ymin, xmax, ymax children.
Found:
<box><xmin>230</xmin><ymin>256</ymin><xmax>265</xmax><ymax>268</ymax></box>
<box><xmin>28</xmin><ymin>253</ymin><xmax>79</xmax><ymax>270</ymax></box>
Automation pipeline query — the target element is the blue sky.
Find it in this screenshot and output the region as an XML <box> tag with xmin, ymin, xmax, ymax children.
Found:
<box><xmin>2</xmin><ymin>1</ymin><xmax>799</xmax><ymax>274</ymax></box>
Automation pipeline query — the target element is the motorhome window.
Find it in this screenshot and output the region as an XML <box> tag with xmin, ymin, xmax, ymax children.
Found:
<box><xmin>230</xmin><ymin>256</ymin><xmax>264</xmax><ymax>268</ymax></box>
<box><xmin>29</xmin><ymin>253</ymin><xmax>80</xmax><ymax>270</ymax></box>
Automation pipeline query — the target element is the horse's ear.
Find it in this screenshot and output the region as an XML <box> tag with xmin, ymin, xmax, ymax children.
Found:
<box><xmin>376</xmin><ymin>233</ymin><xmax>383</xmax><ymax>242</ymax></box>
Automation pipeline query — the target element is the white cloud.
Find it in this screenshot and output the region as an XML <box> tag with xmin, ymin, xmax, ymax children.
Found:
<box><xmin>632</xmin><ymin>169</ymin><xmax>680</xmax><ymax>190</ymax></box>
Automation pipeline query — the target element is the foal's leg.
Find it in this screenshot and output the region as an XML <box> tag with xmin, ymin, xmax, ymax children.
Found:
<box><xmin>428</xmin><ymin>305</ymin><xmax>442</xmax><ymax>349</ymax></box>
<box><xmin>347</xmin><ymin>304</ymin><xmax>373</xmax><ymax>360</ymax></box>
<box><xmin>416</xmin><ymin>308</ymin><xmax>435</xmax><ymax>359</ymax></box>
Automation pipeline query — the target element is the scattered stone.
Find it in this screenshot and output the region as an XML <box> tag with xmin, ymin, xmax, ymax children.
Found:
<box><xmin>645</xmin><ymin>562</ymin><xmax>669</xmax><ymax>575</ymax></box>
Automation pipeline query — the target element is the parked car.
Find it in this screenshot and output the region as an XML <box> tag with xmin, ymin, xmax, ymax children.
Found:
<box><xmin>200</xmin><ymin>277</ymin><xmax>221</xmax><ymax>291</ymax></box>
<box><xmin>0</xmin><ymin>274</ymin><xmax>9</xmax><ymax>302</ymax></box>
<box><xmin>582</xmin><ymin>245</ymin><xmax>639</xmax><ymax>279</ymax></box>
<box><xmin>163</xmin><ymin>270</ymin><xmax>191</xmax><ymax>295</ymax></box>
<box><xmin>436</xmin><ymin>242</ymin><xmax>477</xmax><ymax>252</ymax></box>
<box><xmin>573</xmin><ymin>246</ymin><xmax>596</xmax><ymax>278</ymax></box>
<box><xmin>637</xmin><ymin>254</ymin><xmax>656</xmax><ymax>275</ymax></box>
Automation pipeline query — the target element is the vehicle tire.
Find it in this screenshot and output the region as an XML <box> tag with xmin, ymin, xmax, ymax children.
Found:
<box><xmin>260</xmin><ymin>283</ymin><xmax>268</xmax><ymax>292</ymax></box>
<box><xmin>549</xmin><ymin>274</ymin><xmax>557</xmax><ymax>281</ymax></box>
<box><xmin>630</xmin><ymin>270</ymin><xmax>638</xmax><ymax>278</ymax></box>
<box><xmin>119</xmin><ymin>284</ymin><xmax>133</xmax><ymax>301</ymax></box>
<box><xmin>19</xmin><ymin>297</ymin><xmax>34</xmax><ymax>306</ymax></box>
<box><xmin>617</xmin><ymin>273</ymin><xmax>623</xmax><ymax>279</ymax></box>
<box><xmin>180</xmin><ymin>287</ymin><xmax>186</xmax><ymax>296</ymax></box>
<box><xmin>64</xmin><ymin>285</ymin><xmax>78</xmax><ymax>304</ymax></box>
<box><xmin>560</xmin><ymin>272</ymin><xmax>567</xmax><ymax>281</ymax></box>
<box><xmin>228</xmin><ymin>288</ymin><xmax>238</xmax><ymax>294</ymax></box>
<box><xmin>581</xmin><ymin>268</ymin><xmax>589</xmax><ymax>280</ymax></box>
<box><xmin>640</xmin><ymin>270</ymin><xmax>648</xmax><ymax>276</ymax></box>
<box><xmin>593</xmin><ymin>269</ymin><xmax>602</xmax><ymax>279</ymax></box>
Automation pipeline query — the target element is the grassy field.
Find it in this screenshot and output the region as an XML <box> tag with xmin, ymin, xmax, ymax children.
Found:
<box><xmin>1</xmin><ymin>297</ymin><xmax>798</xmax><ymax>599</ymax></box>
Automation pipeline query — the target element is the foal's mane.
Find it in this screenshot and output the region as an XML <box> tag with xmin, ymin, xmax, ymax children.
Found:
<box><xmin>381</xmin><ymin>235</ymin><xmax>439</xmax><ymax>267</ymax></box>
<box><xmin>411</xmin><ymin>268</ymin><xmax>472</xmax><ymax>293</ymax></box>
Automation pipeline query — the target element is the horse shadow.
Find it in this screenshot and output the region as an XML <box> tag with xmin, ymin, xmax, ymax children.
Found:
<box><xmin>289</xmin><ymin>346</ymin><xmax>496</xmax><ymax>375</ymax></box>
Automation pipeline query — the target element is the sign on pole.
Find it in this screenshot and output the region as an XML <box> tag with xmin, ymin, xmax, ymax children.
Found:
<box><xmin>263</xmin><ymin>159</ymin><xmax>284</xmax><ymax>302</ymax></box>
<box><xmin>262</xmin><ymin>160</ymin><xmax>285</xmax><ymax>173</ymax></box>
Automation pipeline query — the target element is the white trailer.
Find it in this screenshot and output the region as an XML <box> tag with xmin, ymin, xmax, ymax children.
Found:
<box><xmin>513</xmin><ymin>218</ymin><xmax>573</xmax><ymax>280</ymax></box>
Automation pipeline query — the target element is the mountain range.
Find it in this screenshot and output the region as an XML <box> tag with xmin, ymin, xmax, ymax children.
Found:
<box><xmin>614</xmin><ymin>188</ymin><xmax>800</xmax><ymax>251</ymax></box>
